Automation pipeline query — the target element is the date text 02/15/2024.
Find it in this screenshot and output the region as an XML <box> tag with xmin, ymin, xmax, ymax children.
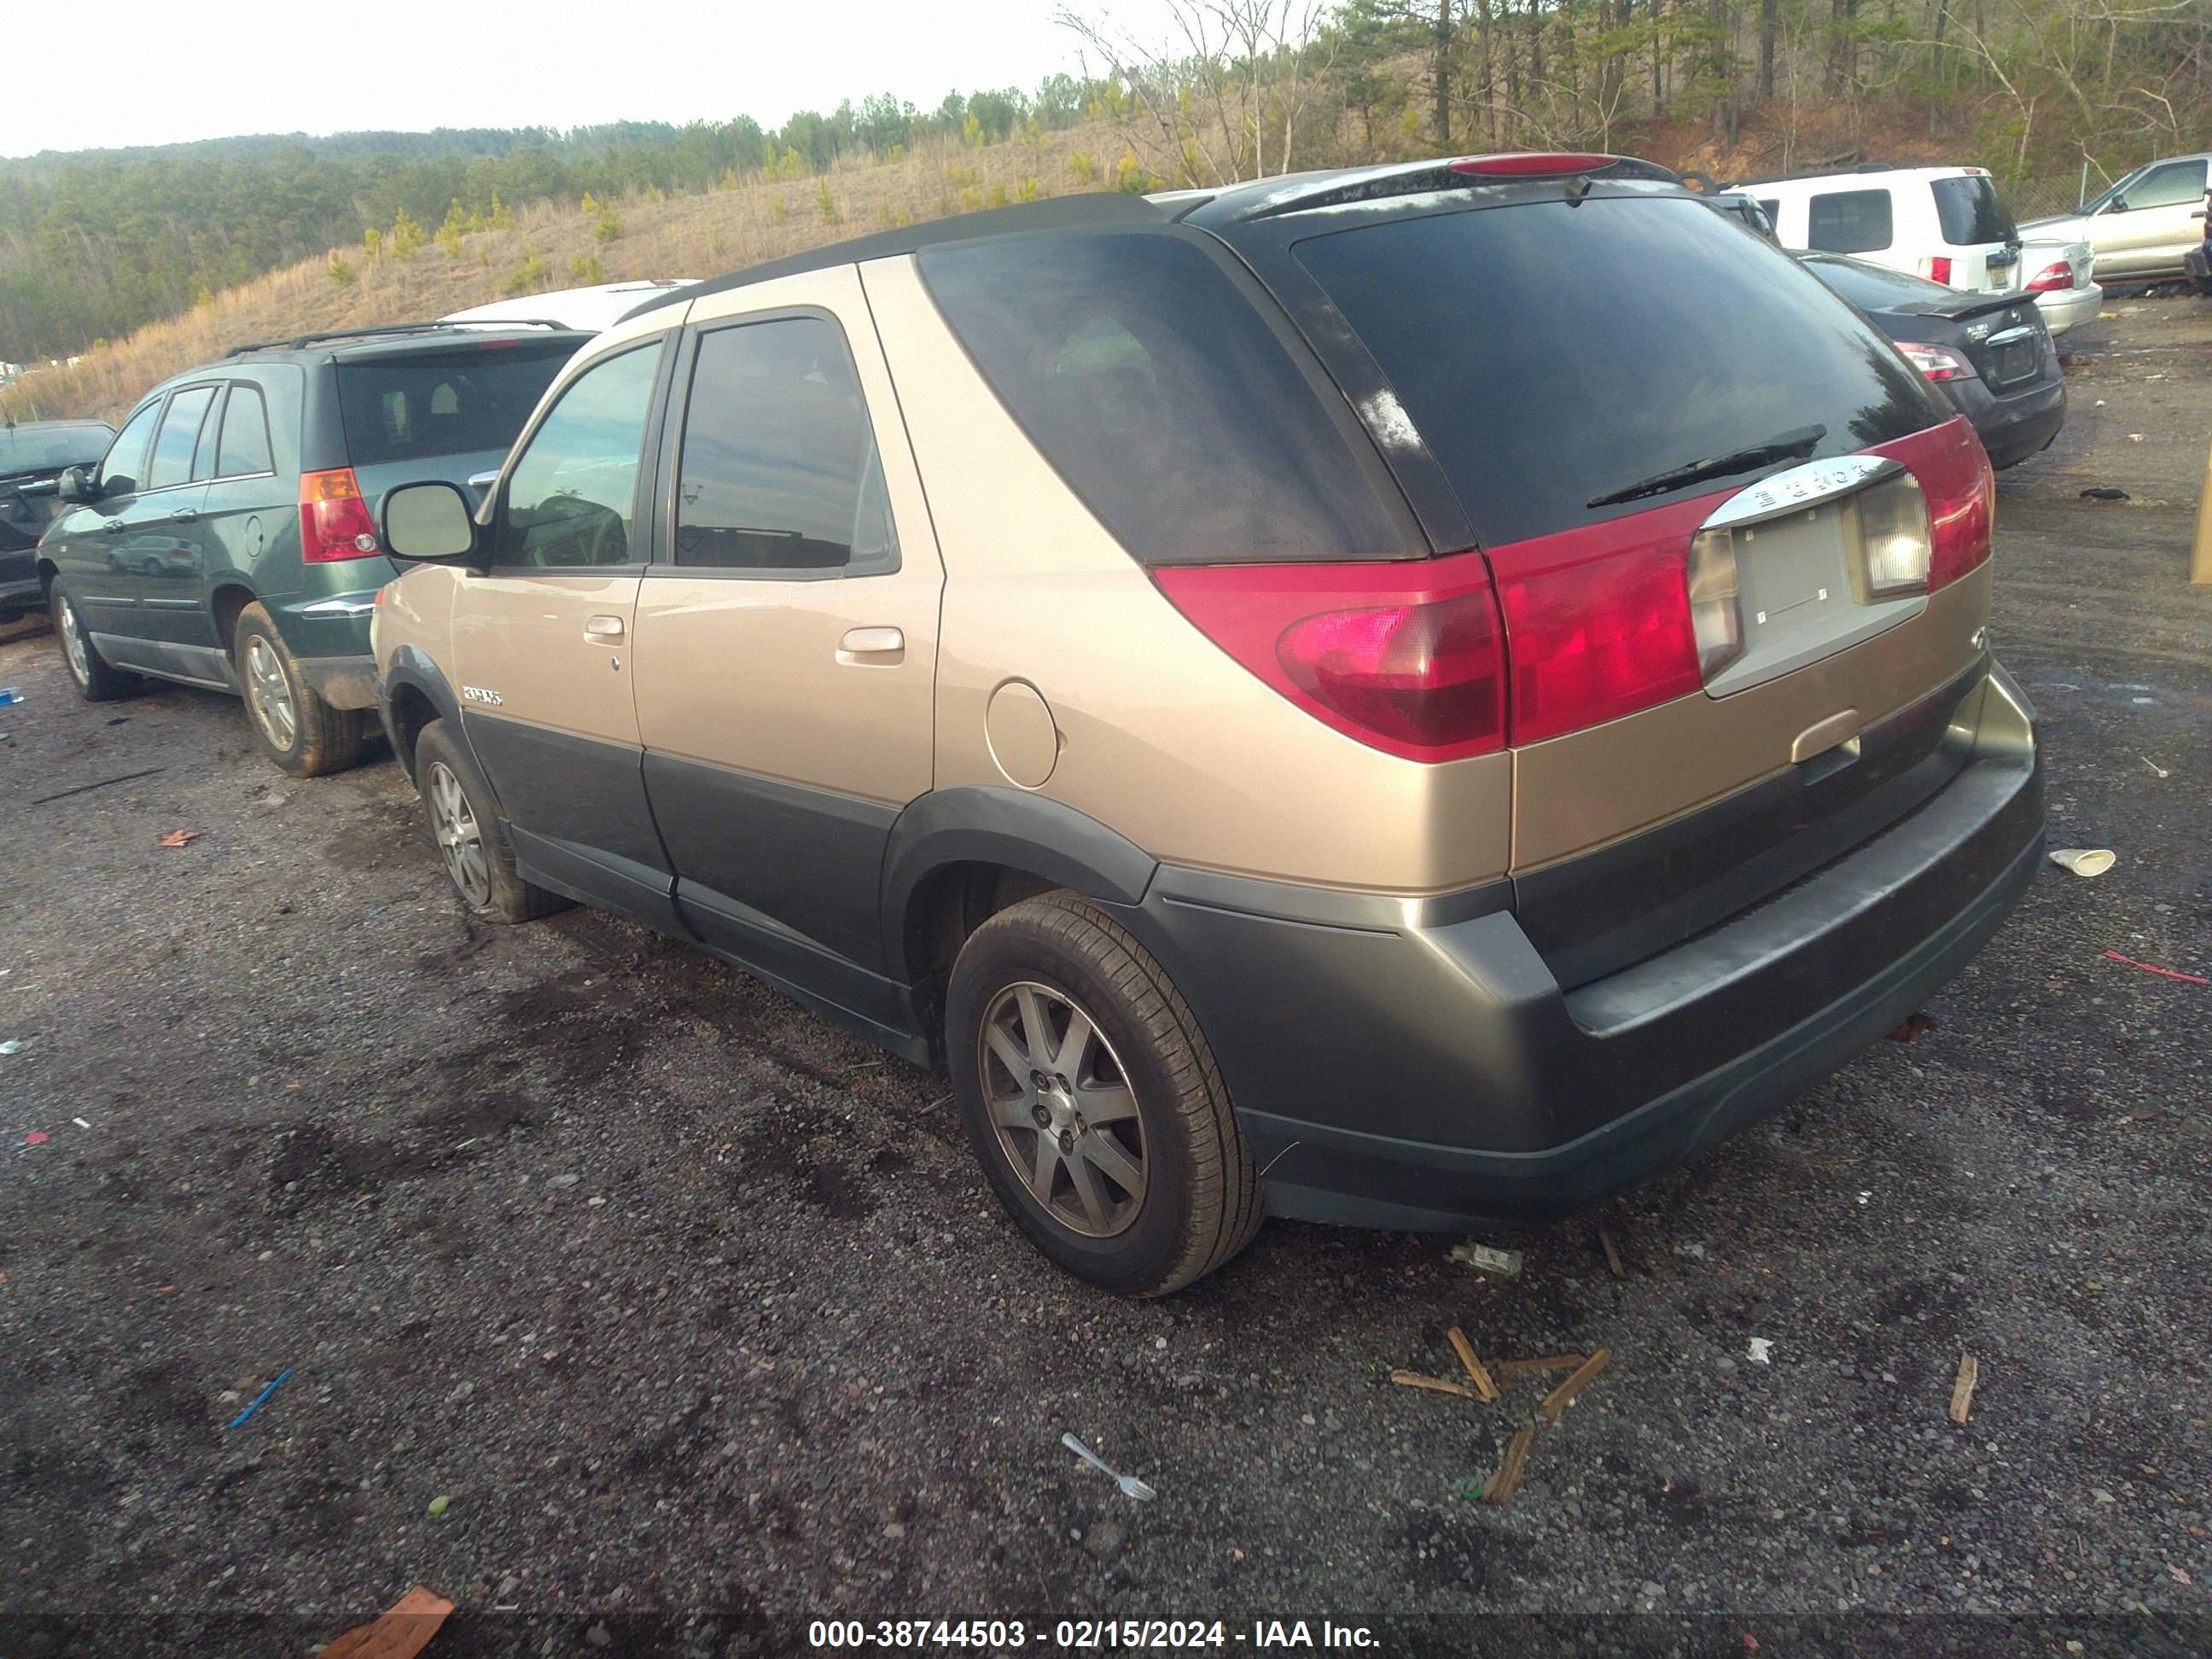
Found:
<box><xmin>806</xmin><ymin>1620</ymin><xmax>1380</xmax><ymax>1650</ymax></box>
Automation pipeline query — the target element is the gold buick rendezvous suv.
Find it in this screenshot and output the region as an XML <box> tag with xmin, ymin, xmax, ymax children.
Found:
<box><xmin>374</xmin><ymin>155</ymin><xmax>2044</xmax><ymax>1296</ymax></box>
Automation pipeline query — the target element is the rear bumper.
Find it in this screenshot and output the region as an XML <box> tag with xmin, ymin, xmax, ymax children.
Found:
<box><xmin>1123</xmin><ymin>658</ymin><xmax>2042</xmax><ymax>1231</ymax></box>
<box><xmin>1952</xmin><ymin>372</ymin><xmax>2066</xmax><ymax>469</ymax></box>
<box><xmin>2033</xmin><ymin>283</ymin><xmax>2103</xmax><ymax>335</ymax></box>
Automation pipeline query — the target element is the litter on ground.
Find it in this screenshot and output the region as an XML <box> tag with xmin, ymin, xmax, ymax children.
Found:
<box><xmin>1748</xmin><ymin>1338</ymin><xmax>1775</xmax><ymax>1365</ymax></box>
<box><xmin>1389</xmin><ymin>1368</ymin><xmax>1477</xmax><ymax>1400</ymax></box>
<box><xmin>226</xmin><ymin>1368</ymin><xmax>293</xmax><ymax>1429</ymax></box>
<box><xmin>315</xmin><ymin>1583</ymin><xmax>454</xmax><ymax>1659</ymax></box>
<box><xmin>1950</xmin><ymin>1354</ymin><xmax>1980</xmax><ymax>1424</ymax></box>
<box><xmin>1447</xmin><ymin>1241</ymin><xmax>1523</xmax><ymax>1277</ymax></box>
<box><xmin>2048</xmin><ymin>847</ymin><xmax>2116</xmax><ymax>877</ymax></box>
<box><xmin>1447</xmin><ymin>1327</ymin><xmax>1500</xmax><ymax>1401</ymax></box>
<box><xmin>158</xmin><ymin>830</ymin><xmax>200</xmax><ymax>848</ymax></box>
<box><xmin>1482</xmin><ymin>1425</ymin><xmax>1536</xmax><ymax>1506</ymax></box>
<box><xmin>2102</xmin><ymin>951</ymin><xmax>2208</xmax><ymax>987</ymax></box>
<box><xmin>1538</xmin><ymin>1349</ymin><xmax>1611</xmax><ymax>1420</ymax></box>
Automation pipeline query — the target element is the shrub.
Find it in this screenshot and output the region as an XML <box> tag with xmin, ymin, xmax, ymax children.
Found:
<box><xmin>504</xmin><ymin>246</ymin><xmax>547</xmax><ymax>294</ymax></box>
<box><xmin>390</xmin><ymin>208</ymin><xmax>425</xmax><ymax>260</ymax></box>
<box><xmin>568</xmin><ymin>252</ymin><xmax>603</xmax><ymax>282</ymax></box>
<box><xmin>594</xmin><ymin>207</ymin><xmax>622</xmax><ymax>244</ymax></box>
<box><xmin>363</xmin><ymin>227</ymin><xmax>383</xmax><ymax>259</ymax></box>
<box><xmin>817</xmin><ymin>179</ymin><xmax>840</xmax><ymax>223</ymax></box>
<box><xmin>327</xmin><ymin>254</ymin><xmax>356</xmax><ymax>287</ymax></box>
<box><xmin>1068</xmin><ymin>150</ymin><xmax>1098</xmax><ymax>183</ymax></box>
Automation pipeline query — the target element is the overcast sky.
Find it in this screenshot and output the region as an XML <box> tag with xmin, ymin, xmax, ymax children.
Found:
<box><xmin>1</xmin><ymin>0</ymin><xmax>1188</xmax><ymax>159</ymax></box>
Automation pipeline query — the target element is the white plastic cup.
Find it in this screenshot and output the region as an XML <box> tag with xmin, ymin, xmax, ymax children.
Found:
<box><xmin>2049</xmin><ymin>847</ymin><xmax>2116</xmax><ymax>877</ymax></box>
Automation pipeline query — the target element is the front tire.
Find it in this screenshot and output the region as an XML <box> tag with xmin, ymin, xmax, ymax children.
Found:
<box><xmin>234</xmin><ymin>602</ymin><xmax>366</xmax><ymax>777</ymax></box>
<box><xmin>412</xmin><ymin>719</ymin><xmax>567</xmax><ymax>924</ymax></box>
<box><xmin>946</xmin><ymin>892</ymin><xmax>1261</xmax><ymax>1297</ymax></box>
<box><xmin>50</xmin><ymin>585</ymin><xmax>138</xmax><ymax>701</ymax></box>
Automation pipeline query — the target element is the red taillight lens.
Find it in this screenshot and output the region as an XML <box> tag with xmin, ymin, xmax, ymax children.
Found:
<box><xmin>1897</xmin><ymin>341</ymin><xmax>1976</xmax><ymax>381</ymax></box>
<box><xmin>2025</xmin><ymin>260</ymin><xmax>2072</xmax><ymax>292</ymax></box>
<box><xmin>1152</xmin><ymin>551</ymin><xmax>1505</xmax><ymax>761</ymax></box>
<box><xmin>300</xmin><ymin>467</ymin><xmax>381</xmax><ymax>563</ymax></box>
<box><xmin>1450</xmin><ymin>152</ymin><xmax>1620</xmax><ymax>178</ymax></box>
<box><xmin>1486</xmin><ymin>497</ymin><xmax>1710</xmax><ymax>746</ymax></box>
<box><xmin>1924</xmin><ymin>255</ymin><xmax>1954</xmax><ymax>285</ymax></box>
<box><xmin>1873</xmin><ymin>416</ymin><xmax>1992</xmax><ymax>592</ymax></box>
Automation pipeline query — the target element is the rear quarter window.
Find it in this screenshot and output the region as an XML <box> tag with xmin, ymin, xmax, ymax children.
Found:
<box><xmin>917</xmin><ymin>226</ymin><xmax>1419</xmax><ymax>565</ymax></box>
<box><xmin>1807</xmin><ymin>189</ymin><xmax>1895</xmax><ymax>254</ymax></box>
<box><xmin>335</xmin><ymin>345</ymin><xmax>576</xmax><ymax>468</ymax></box>
<box><xmin>1931</xmin><ymin>176</ymin><xmax>2020</xmax><ymax>245</ymax></box>
<box><xmin>1291</xmin><ymin>194</ymin><xmax>1949</xmax><ymax>548</ymax></box>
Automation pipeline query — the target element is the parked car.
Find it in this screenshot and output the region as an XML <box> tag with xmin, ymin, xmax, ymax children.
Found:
<box><xmin>443</xmin><ymin>280</ymin><xmax>699</xmax><ymax>335</ymax></box>
<box><xmin>2014</xmin><ymin>236</ymin><xmax>2103</xmax><ymax>335</ymax></box>
<box><xmin>1</xmin><ymin>419</ymin><xmax>114</xmax><ymax>623</ymax></box>
<box><xmin>37</xmin><ymin>322</ymin><xmax>588</xmax><ymax>774</ymax></box>
<box><xmin>2021</xmin><ymin>154</ymin><xmax>2211</xmax><ymax>283</ymax></box>
<box><xmin>1742</xmin><ymin>164</ymin><xmax>2025</xmax><ymax>292</ymax></box>
<box><xmin>1802</xmin><ymin>253</ymin><xmax>2066</xmax><ymax>468</ymax></box>
<box><xmin>375</xmin><ymin>160</ymin><xmax>2043</xmax><ymax>1296</ymax></box>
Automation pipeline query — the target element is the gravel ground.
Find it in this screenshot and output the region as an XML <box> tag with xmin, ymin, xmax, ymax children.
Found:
<box><xmin>1</xmin><ymin>301</ymin><xmax>2208</xmax><ymax>1659</ymax></box>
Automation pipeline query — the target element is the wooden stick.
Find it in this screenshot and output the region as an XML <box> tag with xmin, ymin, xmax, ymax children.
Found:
<box><xmin>1447</xmin><ymin>1326</ymin><xmax>1500</xmax><ymax>1402</ymax></box>
<box><xmin>318</xmin><ymin>1586</ymin><xmax>455</xmax><ymax>1659</ymax></box>
<box><xmin>1390</xmin><ymin>1369</ymin><xmax>1476</xmax><ymax>1400</ymax></box>
<box><xmin>1949</xmin><ymin>1353</ymin><xmax>1979</xmax><ymax>1424</ymax></box>
<box><xmin>1538</xmin><ymin>1348</ymin><xmax>1612</xmax><ymax>1421</ymax></box>
<box><xmin>1598</xmin><ymin>1225</ymin><xmax>1625</xmax><ymax>1278</ymax></box>
<box><xmin>1494</xmin><ymin>1354</ymin><xmax>1589</xmax><ymax>1382</ymax></box>
<box><xmin>1483</xmin><ymin>1425</ymin><xmax>1536</xmax><ymax>1505</ymax></box>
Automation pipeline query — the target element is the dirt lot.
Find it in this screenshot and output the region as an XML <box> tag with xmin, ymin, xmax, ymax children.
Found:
<box><xmin>1</xmin><ymin>300</ymin><xmax>2208</xmax><ymax>1659</ymax></box>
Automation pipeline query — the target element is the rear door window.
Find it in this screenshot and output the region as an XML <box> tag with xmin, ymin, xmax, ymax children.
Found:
<box><xmin>1931</xmin><ymin>176</ymin><xmax>2019</xmax><ymax>245</ymax></box>
<box><xmin>337</xmin><ymin>343</ymin><xmax>578</xmax><ymax>467</ymax></box>
<box><xmin>145</xmin><ymin>385</ymin><xmax>217</xmax><ymax>492</ymax></box>
<box><xmin>2116</xmin><ymin>158</ymin><xmax>2207</xmax><ymax>210</ymax></box>
<box><xmin>214</xmin><ymin>384</ymin><xmax>275</xmax><ymax>478</ymax></box>
<box><xmin>672</xmin><ymin>316</ymin><xmax>897</xmax><ymax>573</ymax></box>
<box><xmin>96</xmin><ymin>402</ymin><xmax>164</xmax><ymax>497</ymax></box>
<box><xmin>1806</xmin><ymin>189</ymin><xmax>1895</xmax><ymax>254</ymax></box>
<box><xmin>917</xmin><ymin>226</ymin><xmax>1418</xmax><ymax>565</ymax></box>
<box><xmin>1291</xmin><ymin>195</ymin><xmax>1947</xmax><ymax>548</ymax></box>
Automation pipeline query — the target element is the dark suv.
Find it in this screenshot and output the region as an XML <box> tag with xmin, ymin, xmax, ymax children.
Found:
<box><xmin>36</xmin><ymin>323</ymin><xmax>587</xmax><ymax>774</ymax></box>
<box><xmin>2</xmin><ymin>419</ymin><xmax>114</xmax><ymax>624</ymax></box>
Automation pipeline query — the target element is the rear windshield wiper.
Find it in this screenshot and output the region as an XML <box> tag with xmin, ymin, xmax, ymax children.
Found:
<box><xmin>1586</xmin><ymin>423</ymin><xmax>1827</xmax><ymax>509</ymax></box>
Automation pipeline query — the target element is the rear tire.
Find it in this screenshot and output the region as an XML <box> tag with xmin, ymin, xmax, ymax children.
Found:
<box><xmin>413</xmin><ymin>719</ymin><xmax>567</xmax><ymax>924</ymax></box>
<box><xmin>51</xmin><ymin>585</ymin><xmax>138</xmax><ymax>702</ymax></box>
<box><xmin>946</xmin><ymin>892</ymin><xmax>1261</xmax><ymax>1297</ymax></box>
<box><xmin>234</xmin><ymin>602</ymin><xmax>365</xmax><ymax>777</ymax></box>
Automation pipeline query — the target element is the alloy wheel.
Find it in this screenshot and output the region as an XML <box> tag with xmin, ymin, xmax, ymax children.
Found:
<box><xmin>978</xmin><ymin>981</ymin><xmax>1147</xmax><ymax>1238</ymax></box>
<box><xmin>243</xmin><ymin>636</ymin><xmax>297</xmax><ymax>750</ymax></box>
<box><xmin>425</xmin><ymin>760</ymin><xmax>491</xmax><ymax>908</ymax></box>
<box><xmin>56</xmin><ymin>597</ymin><xmax>90</xmax><ymax>686</ymax></box>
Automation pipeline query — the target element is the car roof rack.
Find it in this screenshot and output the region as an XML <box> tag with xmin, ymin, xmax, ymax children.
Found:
<box><xmin>1726</xmin><ymin>161</ymin><xmax>1897</xmax><ymax>189</ymax></box>
<box><xmin>222</xmin><ymin>319</ymin><xmax>575</xmax><ymax>358</ymax></box>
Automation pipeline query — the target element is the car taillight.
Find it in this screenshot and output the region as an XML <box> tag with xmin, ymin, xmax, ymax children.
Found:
<box><xmin>1151</xmin><ymin>552</ymin><xmax>1506</xmax><ymax>762</ymax></box>
<box><xmin>1485</xmin><ymin>498</ymin><xmax>1709</xmax><ymax>745</ymax></box>
<box><xmin>2025</xmin><ymin>260</ymin><xmax>2073</xmax><ymax>292</ymax></box>
<box><xmin>1923</xmin><ymin>255</ymin><xmax>1954</xmax><ymax>285</ymax></box>
<box><xmin>300</xmin><ymin>467</ymin><xmax>381</xmax><ymax>562</ymax></box>
<box><xmin>1897</xmin><ymin>342</ymin><xmax>1976</xmax><ymax>381</ymax></box>
<box><xmin>1872</xmin><ymin>416</ymin><xmax>1993</xmax><ymax>593</ymax></box>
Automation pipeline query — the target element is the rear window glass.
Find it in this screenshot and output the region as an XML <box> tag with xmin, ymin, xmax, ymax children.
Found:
<box><xmin>1293</xmin><ymin>195</ymin><xmax>1947</xmax><ymax>548</ymax></box>
<box><xmin>0</xmin><ymin>423</ymin><xmax>111</xmax><ymax>477</ymax></box>
<box><xmin>336</xmin><ymin>345</ymin><xmax>574</xmax><ymax>468</ymax></box>
<box><xmin>917</xmin><ymin>227</ymin><xmax>1416</xmax><ymax>565</ymax></box>
<box><xmin>1931</xmin><ymin>176</ymin><xmax>2019</xmax><ymax>246</ymax></box>
<box><xmin>1802</xmin><ymin>254</ymin><xmax>1954</xmax><ymax>309</ymax></box>
<box><xmin>1806</xmin><ymin>189</ymin><xmax>1895</xmax><ymax>253</ymax></box>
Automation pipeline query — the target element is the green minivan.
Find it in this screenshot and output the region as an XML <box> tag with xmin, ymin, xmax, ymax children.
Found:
<box><xmin>38</xmin><ymin>322</ymin><xmax>587</xmax><ymax>774</ymax></box>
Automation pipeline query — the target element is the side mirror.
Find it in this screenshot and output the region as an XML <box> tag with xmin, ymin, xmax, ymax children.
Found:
<box><xmin>2106</xmin><ymin>195</ymin><xmax>2128</xmax><ymax>214</ymax></box>
<box><xmin>55</xmin><ymin>465</ymin><xmax>94</xmax><ymax>504</ymax></box>
<box><xmin>381</xmin><ymin>480</ymin><xmax>479</xmax><ymax>563</ymax></box>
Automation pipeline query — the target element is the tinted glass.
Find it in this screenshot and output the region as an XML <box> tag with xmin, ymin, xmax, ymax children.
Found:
<box><xmin>674</xmin><ymin>317</ymin><xmax>896</xmax><ymax>573</ymax></box>
<box><xmin>1931</xmin><ymin>176</ymin><xmax>2019</xmax><ymax>245</ymax></box>
<box><xmin>337</xmin><ymin>344</ymin><xmax>576</xmax><ymax>468</ymax></box>
<box><xmin>0</xmin><ymin>423</ymin><xmax>111</xmax><ymax>477</ymax></box>
<box><xmin>1801</xmin><ymin>253</ymin><xmax>1955</xmax><ymax>310</ymax></box>
<box><xmin>146</xmin><ymin>386</ymin><xmax>217</xmax><ymax>491</ymax></box>
<box><xmin>214</xmin><ymin>385</ymin><xmax>275</xmax><ymax>477</ymax></box>
<box><xmin>2118</xmin><ymin>159</ymin><xmax>2207</xmax><ymax>211</ymax></box>
<box><xmin>96</xmin><ymin>400</ymin><xmax>165</xmax><ymax>496</ymax></box>
<box><xmin>1807</xmin><ymin>189</ymin><xmax>1895</xmax><ymax>254</ymax></box>
<box><xmin>494</xmin><ymin>342</ymin><xmax>661</xmax><ymax>568</ymax></box>
<box><xmin>919</xmin><ymin>227</ymin><xmax>1416</xmax><ymax>565</ymax></box>
<box><xmin>1294</xmin><ymin>195</ymin><xmax>1948</xmax><ymax>547</ymax></box>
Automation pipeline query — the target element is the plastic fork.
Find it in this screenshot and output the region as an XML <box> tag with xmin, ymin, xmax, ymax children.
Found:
<box><xmin>1062</xmin><ymin>1432</ymin><xmax>1156</xmax><ymax>1501</ymax></box>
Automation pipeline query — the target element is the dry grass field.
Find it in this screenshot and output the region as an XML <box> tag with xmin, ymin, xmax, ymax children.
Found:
<box><xmin>0</xmin><ymin>124</ymin><xmax>1121</xmax><ymax>423</ymax></box>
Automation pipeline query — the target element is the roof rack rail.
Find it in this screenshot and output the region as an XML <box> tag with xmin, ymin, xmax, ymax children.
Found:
<box><xmin>223</xmin><ymin>319</ymin><xmax>574</xmax><ymax>358</ymax></box>
<box><xmin>1723</xmin><ymin>161</ymin><xmax>1896</xmax><ymax>189</ymax></box>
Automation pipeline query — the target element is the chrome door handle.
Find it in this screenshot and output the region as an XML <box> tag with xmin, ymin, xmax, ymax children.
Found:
<box><xmin>584</xmin><ymin>614</ymin><xmax>624</xmax><ymax>640</ymax></box>
<box><xmin>837</xmin><ymin>626</ymin><xmax>903</xmax><ymax>660</ymax></box>
<box><xmin>169</xmin><ymin>507</ymin><xmax>198</xmax><ymax>523</ymax></box>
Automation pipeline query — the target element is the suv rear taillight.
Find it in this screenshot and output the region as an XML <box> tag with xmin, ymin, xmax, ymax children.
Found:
<box><xmin>1151</xmin><ymin>553</ymin><xmax>1506</xmax><ymax>762</ymax></box>
<box><xmin>300</xmin><ymin>467</ymin><xmax>381</xmax><ymax>562</ymax></box>
<box><xmin>1912</xmin><ymin>428</ymin><xmax>1996</xmax><ymax>592</ymax></box>
<box><xmin>1922</xmin><ymin>255</ymin><xmax>1954</xmax><ymax>285</ymax></box>
<box><xmin>2025</xmin><ymin>259</ymin><xmax>2073</xmax><ymax>293</ymax></box>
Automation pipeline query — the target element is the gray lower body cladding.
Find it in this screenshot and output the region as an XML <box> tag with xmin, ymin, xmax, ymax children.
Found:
<box><xmin>1117</xmin><ymin>658</ymin><xmax>2044</xmax><ymax>1231</ymax></box>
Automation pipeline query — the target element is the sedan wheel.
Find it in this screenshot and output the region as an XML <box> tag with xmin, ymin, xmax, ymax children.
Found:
<box><xmin>56</xmin><ymin>594</ymin><xmax>90</xmax><ymax>687</ymax></box>
<box><xmin>425</xmin><ymin>760</ymin><xmax>491</xmax><ymax>909</ymax></box>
